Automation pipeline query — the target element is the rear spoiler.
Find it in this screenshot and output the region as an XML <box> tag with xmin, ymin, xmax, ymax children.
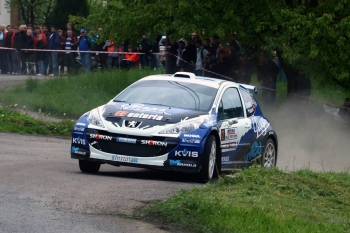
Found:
<box><xmin>239</xmin><ymin>84</ymin><xmax>258</xmax><ymax>94</ymax></box>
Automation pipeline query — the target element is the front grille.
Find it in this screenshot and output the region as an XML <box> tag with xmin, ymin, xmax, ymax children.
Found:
<box><xmin>86</xmin><ymin>129</ymin><xmax>178</xmax><ymax>157</ymax></box>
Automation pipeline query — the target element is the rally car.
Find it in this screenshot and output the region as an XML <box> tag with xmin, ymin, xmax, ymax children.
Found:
<box><xmin>71</xmin><ymin>72</ymin><xmax>278</xmax><ymax>182</ymax></box>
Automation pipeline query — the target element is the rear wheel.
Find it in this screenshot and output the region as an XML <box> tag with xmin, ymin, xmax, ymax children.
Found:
<box><xmin>261</xmin><ymin>139</ymin><xmax>276</xmax><ymax>168</ymax></box>
<box><xmin>198</xmin><ymin>135</ymin><xmax>219</xmax><ymax>182</ymax></box>
<box><xmin>79</xmin><ymin>160</ymin><xmax>101</xmax><ymax>173</ymax></box>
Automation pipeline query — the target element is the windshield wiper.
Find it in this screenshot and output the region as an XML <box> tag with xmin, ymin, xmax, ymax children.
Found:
<box><xmin>113</xmin><ymin>100</ymin><xmax>126</xmax><ymax>102</ymax></box>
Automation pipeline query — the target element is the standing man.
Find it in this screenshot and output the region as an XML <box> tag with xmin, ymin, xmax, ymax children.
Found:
<box><xmin>194</xmin><ymin>38</ymin><xmax>209</xmax><ymax>76</ymax></box>
<box><xmin>3</xmin><ymin>25</ymin><xmax>15</xmax><ymax>74</ymax></box>
<box><xmin>0</xmin><ymin>24</ymin><xmax>7</xmax><ymax>74</ymax></box>
<box><xmin>232</xmin><ymin>52</ymin><xmax>254</xmax><ymax>84</ymax></box>
<box><xmin>42</xmin><ymin>25</ymin><xmax>51</xmax><ymax>74</ymax></box>
<box><xmin>257</xmin><ymin>52</ymin><xmax>279</xmax><ymax>106</ymax></box>
<box><xmin>293</xmin><ymin>69</ymin><xmax>311</xmax><ymax>103</ymax></box>
<box><xmin>47</xmin><ymin>25</ymin><xmax>59</xmax><ymax>76</ymax></box>
<box><xmin>78</xmin><ymin>28</ymin><xmax>93</xmax><ymax>72</ymax></box>
<box><xmin>63</xmin><ymin>29</ymin><xmax>77</xmax><ymax>74</ymax></box>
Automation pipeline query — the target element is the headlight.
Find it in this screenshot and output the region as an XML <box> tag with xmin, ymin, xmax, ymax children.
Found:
<box><xmin>87</xmin><ymin>108</ymin><xmax>105</xmax><ymax>128</ymax></box>
<box><xmin>159</xmin><ymin>118</ymin><xmax>204</xmax><ymax>134</ymax></box>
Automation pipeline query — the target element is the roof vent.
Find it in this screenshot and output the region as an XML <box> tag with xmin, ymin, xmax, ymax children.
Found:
<box><xmin>173</xmin><ymin>72</ymin><xmax>196</xmax><ymax>79</ymax></box>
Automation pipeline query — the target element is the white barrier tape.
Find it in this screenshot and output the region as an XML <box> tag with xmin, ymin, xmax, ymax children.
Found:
<box><xmin>0</xmin><ymin>47</ymin><xmax>159</xmax><ymax>54</ymax></box>
<box><xmin>166</xmin><ymin>52</ymin><xmax>350</xmax><ymax>110</ymax></box>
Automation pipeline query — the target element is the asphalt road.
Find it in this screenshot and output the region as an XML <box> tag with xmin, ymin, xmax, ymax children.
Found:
<box><xmin>0</xmin><ymin>133</ymin><xmax>200</xmax><ymax>233</ymax></box>
<box><xmin>1</xmin><ymin>73</ymin><xmax>350</xmax><ymax>233</ymax></box>
<box><xmin>0</xmin><ymin>74</ymin><xmax>49</xmax><ymax>89</ymax></box>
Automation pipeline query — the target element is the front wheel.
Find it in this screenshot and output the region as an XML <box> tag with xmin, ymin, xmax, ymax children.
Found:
<box><xmin>261</xmin><ymin>139</ymin><xmax>277</xmax><ymax>168</ymax></box>
<box><xmin>198</xmin><ymin>135</ymin><xmax>219</xmax><ymax>183</ymax></box>
<box><xmin>79</xmin><ymin>160</ymin><xmax>101</xmax><ymax>173</ymax></box>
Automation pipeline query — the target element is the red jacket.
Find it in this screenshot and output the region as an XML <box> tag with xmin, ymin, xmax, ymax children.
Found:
<box><xmin>124</xmin><ymin>53</ymin><xmax>139</xmax><ymax>65</ymax></box>
<box><xmin>33</xmin><ymin>33</ymin><xmax>47</xmax><ymax>48</ymax></box>
<box><xmin>3</xmin><ymin>32</ymin><xmax>15</xmax><ymax>48</ymax></box>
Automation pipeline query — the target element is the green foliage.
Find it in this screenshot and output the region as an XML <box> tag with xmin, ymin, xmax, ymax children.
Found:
<box><xmin>0</xmin><ymin>106</ymin><xmax>74</xmax><ymax>136</ymax></box>
<box><xmin>49</xmin><ymin>0</ymin><xmax>90</xmax><ymax>30</ymax></box>
<box><xmin>5</xmin><ymin>0</ymin><xmax>55</xmax><ymax>26</ymax></box>
<box><xmin>69</xmin><ymin>0</ymin><xmax>350</xmax><ymax>89</ymax></box>
<box><xmin>141</xmin><ymin>166</ymin><xmax>350</xmax><ymax>233</ymax></box>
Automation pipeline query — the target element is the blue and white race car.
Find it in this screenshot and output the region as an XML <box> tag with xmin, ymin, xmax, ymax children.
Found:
<box><xmin>71</xmin><ymin>72</ymin><xmax>278</xmax><ymax>182</ymax></box>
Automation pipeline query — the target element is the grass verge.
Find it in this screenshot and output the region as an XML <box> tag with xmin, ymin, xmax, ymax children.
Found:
<box><xmin>0</xmin><ymin>106</ymin><xmax>74</xmax><ymax>136</ymax></box>
<box><xmin>0</xmin><ymin>69</ymin><xmax>163</xmax><ymax>119</ymax></box>
<box><xmin>140</xmin><ymin>166</ymin><xmax>350</xmax><ymax>233</ymax></box>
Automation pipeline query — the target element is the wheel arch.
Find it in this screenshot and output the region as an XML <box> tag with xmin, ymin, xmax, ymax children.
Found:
<box><xmin>266</xmin><ymin>134</ymin><xmax>278</xmax><ymax>158</ymax></box>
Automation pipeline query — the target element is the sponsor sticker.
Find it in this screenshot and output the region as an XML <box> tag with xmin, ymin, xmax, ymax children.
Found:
<box><xmin>76</xmin><ymin>122</ymin><xmax>86</xmax><ymax>126</ymax></box>
<box><xmin>72</xmin><ymin>137</ymin><xmax>86</xmax><ymax>145</ymax></box>
<box><xmin>183</xmin><ymin>134</ymin><xmax>200</xmax><ymax>138</ymax></box>
<box><xmin>225</xmin><ymin>128</ymin><xmax>237</xmax><ymax>140</ymax></box>
<box><xmin>221</xmin><ymin>142</ymin><xmax>237</xmax><ymax>149</ymax></box>
<box><xmin>121</xmin><ymin>103</ymin><xmax>171</xmax><ymax>115</ymax></box>
<box><xmin>116</xmin><ymin>137</ymin><xmax>137</xmax><ymax>144</ymax></box>
<box><xmin>245</xmin><ymin>141</ymin><xmax>262</xmax><ymax>162</ymax></box>
<box><xmin>111</xmin><ymin>155</ymin><xmax>138</xmax><ymax>163</ymax></box>
<box><xmin>71</xmin><ymin>146</ymin><xmax>86</xmax><ymax>155</ymax></box>
<box><xmin>222</xmin><ymin>156</ymin><xmax>230</xmax><ymax>162</ymax></box>
<box><xmin>74</xmin><ymin>127</ymin><xmax>85</xmax><ymax>132</ymax></box>
<box><xmin>251</xmin><ymin>116</ymin><xmax>270</xmax><ymax>139</ymax></box>
<box><xmin>169</xmin><ymin>160</ymin><xmax>197</xmax><ymax>167</ymax></box>
<box><xmin>90</xmin><ymin>134</ymin><xmax>113</xmax><ymax>141</ymax></box>
<box><xmin>182</xmin><ymin>138</ymin><xmax>200</xmax><ymax>144</ymax></box>
<box><xmin>114</xmin><ymin>110</ymin><xmax>128</xmax><ymax>117</ymax></box>
<box><xmin>141</xmin><ymin>140</ymin><xmax>167</xmax><ymax>147</ymax></box>
<box><xmin>175</xmin><ymin>148</ymin><xmax>198</xmax><ymax>157</ymax></box>
<box><xmin>127</xmin><ymin>112</ymin><xmax>163</xmax><ymax>121</ymax></box>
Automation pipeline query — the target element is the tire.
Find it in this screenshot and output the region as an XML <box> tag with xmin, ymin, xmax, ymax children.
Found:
<box><xmin>261</xmin><ymin>138</ymin><xmax>277</xmax><ymax>168</ymax></box>
<box><xmin>198</xmin><ymin>135</ymin><xmax>219</xmax><ymax>183</ymax></box>
<box><xmin>79</xmin><ymin>159</ymin><xmax>101</xmax><ymax>173</ymax></box>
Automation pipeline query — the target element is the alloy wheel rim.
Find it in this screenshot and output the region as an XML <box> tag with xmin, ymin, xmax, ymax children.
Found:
<box><xmin>208</xmin><ymin>141</ymin><xmax>216</xmax><ymax>179</ymax></box>
<box><xmin>263</xmin><ymin>143</ymin><xmax>275</xmax><ymax>168</ymax></box>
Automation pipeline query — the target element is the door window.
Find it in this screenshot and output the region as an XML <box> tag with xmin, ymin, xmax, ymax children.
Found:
<box><xmin>218</xmin><ymin>88</ymin><xmax>244</xmax><ymax>120</ymax></box>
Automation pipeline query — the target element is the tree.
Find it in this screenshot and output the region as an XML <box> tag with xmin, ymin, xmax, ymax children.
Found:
<box><xmin>5</xmin><ymin>0</ymin><xmax>55</xmax><ymax>26</ymax></box>
<box><xmin>69</xmin><ymin>0</ymin><xmax>350</xmax><ymax>92</ymax></box>
<box><xmin>49</xmin><ymin>0</ymin><xmax>89</xmax><ymax>30</ymax></box>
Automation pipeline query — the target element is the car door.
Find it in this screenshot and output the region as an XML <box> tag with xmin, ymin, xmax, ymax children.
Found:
<box><xmin>217</xmin><ymin>87</ymin><xmax>251</xmax><ymax>166</ymax></box>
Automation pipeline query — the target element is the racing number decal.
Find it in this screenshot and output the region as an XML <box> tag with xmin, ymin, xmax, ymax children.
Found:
<box><xmin>114</xmin><ymin>111</ymin><xmax>128</xmax><ymax>117</ymax></box>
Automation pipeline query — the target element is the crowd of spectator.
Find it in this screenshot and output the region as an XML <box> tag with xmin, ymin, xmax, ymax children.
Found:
<box><xmin>0</xmin><ymin>22</ymin><xmax>321</xmax><ymax>107</ymax></box>
<box><xmin>0</xmin><ymin>23</ymin><xmax>149</xmax><ymax>76</ymax></box>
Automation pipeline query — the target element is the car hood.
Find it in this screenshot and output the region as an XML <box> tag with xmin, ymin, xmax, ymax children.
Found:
<box><xmin>96</xmin><ymin>102</ymin><xmax>208</xmax><ymax>136</ymax></box>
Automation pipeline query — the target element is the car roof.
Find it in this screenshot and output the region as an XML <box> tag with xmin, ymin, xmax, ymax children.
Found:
<box><xmin>140</xmin><ymin>73</ymin><xmax>234</xmax><ymax>89</ymax></box>
<box><xmin>139</xmin><ymin>72</ymin><xmax>258</xmax><ymax>94</ymax></box>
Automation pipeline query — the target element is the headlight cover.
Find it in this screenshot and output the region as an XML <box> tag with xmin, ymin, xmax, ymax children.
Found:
<box><xmin>87</xmin><ymin>108</ymin><xmax>105</xmax><ymax>128</ymax></box>
<box><xmin>159</xmin><ymin>118</ymin><xmax>204</xmax><ymax>134</ymax></box>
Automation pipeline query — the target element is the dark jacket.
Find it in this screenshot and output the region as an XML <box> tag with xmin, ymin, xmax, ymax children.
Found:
<box><xmin>176</xmin><ymin>47</ymin><xmax>190</xmax><ymax>70</ymax></box>
<box><xmin>14</xmin><ymin>31</ymin><xmax>26</xmax><ymax>50</ymax></box>
<box><xmin>35</xmin><ymin>40</ymin><xmax>45</xmax><ymax>60</ymax></box>
<box><xmin>257</xmin><ymin>59</ymin><xmax>279</xmax><ymax>85</ymax></box>
<box><xmin>48</xmin><ymin>32</ymin><xmax>60</xmax><ymax>50</ymax></box>
<box><xmin>293</xmin><ymin>74</ymin><xmax>311</xmax><ymax>96</ymax></box>
<box><xmin>3</xmin><ymin>32</ymin><xmax>15</xmax><ymax>48</ymax></box>
<box><xmin>232</xmin><ymin>59</ymin><xmax>254</xmax><ymax>84</ymax></box>
<box><xmin>23</xmin><ymin>35</ymin><xmax>34</xmax><ymax>55</ymax></box>
<box><xmin>210</xmin><ymin>57</ymin><xmax>232</xmax><ymax>79</ymax></box>
<box><xmin>140</xmin><ymin>37</ymin><xmax>150</xmax><ymax>54</ymax></box>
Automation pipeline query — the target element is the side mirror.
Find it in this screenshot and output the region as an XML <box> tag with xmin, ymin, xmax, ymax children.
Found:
<box><xmin>228</xmin><ymin>118</ymin><xmax>238</xmax><ymax>125</ymax></box>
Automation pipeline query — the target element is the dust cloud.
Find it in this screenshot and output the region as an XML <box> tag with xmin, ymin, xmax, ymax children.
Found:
<box><xmin>263</xmin><ymin>99</ymin><xmax>350</xmax><ymax>173</ymax></box>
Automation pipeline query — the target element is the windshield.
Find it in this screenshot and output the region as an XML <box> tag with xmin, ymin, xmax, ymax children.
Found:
<box><xmin>114</xmin><ymin>80</ymin><xmax>217</xmax><ymax>111</ymax></box>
